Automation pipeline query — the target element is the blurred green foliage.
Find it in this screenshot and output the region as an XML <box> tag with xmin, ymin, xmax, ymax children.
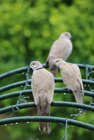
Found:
<box><xmin>0</xmin><ymin>0</ymin><xmax>94</xmax><ymax>140</ymax></box>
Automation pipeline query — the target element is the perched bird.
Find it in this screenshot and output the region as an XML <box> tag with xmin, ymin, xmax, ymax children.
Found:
<box><xmin>53</xmin><ymin>58</ymin><xmax>84</xmax><ymax>104</ymax></box>
<box><xmin>30</xmin><ymin>61</ymin><xmax>55</xmax><ymax>134</ymax></box>
<box><xmin>47</xmin><ymin>32</ymin><xmax>73</xmax><ymax>75</ymax></box>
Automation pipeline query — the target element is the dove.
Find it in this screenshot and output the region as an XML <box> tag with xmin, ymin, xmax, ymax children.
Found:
<box><xmin>53</xmin><ymin>58</ymin><xmax>84</xmax><ymax>104</ymax></box>
<box><xmin>30</xmin><ymin>61</ymin><xmax>55</xmax><ymax>134</ymax></box>
<box><xmin>47</xmin><ymin>32</ymin><xmax>73</xmax><ymax>75</ymax></box>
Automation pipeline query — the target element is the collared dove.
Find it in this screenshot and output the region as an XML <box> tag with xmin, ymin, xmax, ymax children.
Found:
<box><xmin>30</xmin><ymin>61</ymin><xmax>55</xmax><ymax>134</ymax></box>
<box><xmin>47</xmin><ymin>32</ymin><xmax>73</xmax><ymax>75</ymax></box>
<box><xmin>53</xmin><ymin>58</ymin><xmax>84</xmax><ymax>104</ymax></box>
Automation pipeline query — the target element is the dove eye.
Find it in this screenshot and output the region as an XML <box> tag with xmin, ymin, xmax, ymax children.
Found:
<box><xmin>31</xmin><ymin>62</ymin><xmax>36</xmax><ymax>67</ymax></box>
<box><xmin>32</xmin><ymin>63</ymin><xmax>35</xmax><ymax>66</ymax></box>
<box><xmin>65</xmin><ymin>33</ymin><xmax>68</xmax><ymax>37</ymax></box>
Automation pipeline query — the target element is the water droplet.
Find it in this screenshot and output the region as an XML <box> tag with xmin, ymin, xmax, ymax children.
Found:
<box><xmin>10</xmin><ymin>123</ymin><xmax>13</xmax><ymax>125</ymax></box>
<box><xmin>4</xmin><ymin>124</ymin><xmax>7</xmax><ymax>126</ymax></box>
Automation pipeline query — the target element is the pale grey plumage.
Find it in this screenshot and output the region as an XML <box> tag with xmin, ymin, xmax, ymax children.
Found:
<box><xmin>30</xmin><ymin>61</ymin><xmax>55</xmax><ymax>134</ymax></box>
<box><xmin>54</xmin><ymin>58</ymin><xmax>84</xmax><ymax>103</ymax></box>
<box><xmin>47</xmin><ymin>32</ymin><xmax>73</xmax><ymax>75</ymax></box>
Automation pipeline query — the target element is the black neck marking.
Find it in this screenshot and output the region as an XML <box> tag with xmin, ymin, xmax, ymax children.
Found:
<box><xmin>36</xmin><ymin>67</ymin><xmax>43</xmax><ymax>70</ymax></box>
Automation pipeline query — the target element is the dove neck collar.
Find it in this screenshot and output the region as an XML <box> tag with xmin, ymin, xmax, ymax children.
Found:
<box><xmin>35</xmin><ymin>67</ymin><xmax>43</xmax><ymax>70</ymax></box>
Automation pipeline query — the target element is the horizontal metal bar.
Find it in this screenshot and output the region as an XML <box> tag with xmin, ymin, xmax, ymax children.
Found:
<box><xmin>0</xmin><ymin>64</ymin><xmax>94</xmax><ymax>80</ymax></box>
<box><xmin>0</xmin><ymin>101</ymin><xmax>94</xmax><ymax>114</ymax></box>
<box><xmin>0</xmin><ymin>66</ymin><xmax>27</xmax><ymax>80</ymax></box>
<box><xmin>0</xmin><ymin>90</ymin><xmax>31</xmax><ymax>100</ymax></box>
<box><xmin>78</xmin><ymin>64</ymin><xmax>94</xmax><ymax>69</ymax></box>
<box><xmin>0</xmin><ymin>102</ymin><xmax>35</xmax><ymax>114</ymax></box>
<box><xmin>0</xmin><ymin>78</ymin><xmax>94</xmax><ymax>93</ymax></box>
<box><xmin>0</xmin><ymin>80</ymin><xmax>28</xmax><ymax>92</ymax></box>
<box><xmin>0</xmin><ymin>116</ymin><xmax>94</xmax><ymax>131</ymax></box>
<box><xmin>55</xmin><ymin>78</ymin><xmax>94</xmax><ymax>85</ymax></box>
<box><xmin>0</xmin><ymin>89</ymin><xmax>94</xmax><ymax>100</ymax></box>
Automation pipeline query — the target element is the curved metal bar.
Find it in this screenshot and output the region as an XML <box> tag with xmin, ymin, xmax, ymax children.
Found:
<box><xmin>0</xmin><ymin>78</ymin><xmax>94</xmax><ymax>93</ymax></box>
<box><xmin>0</xmin><ymin>66</ymin><xmax>27</xmax><ymax>79</ymax></box>
<box><xmin>0</xmin><ymin>80</ymin><xmax>31</xmax><ymax>92</ymax></box>
<box><xmin>0</xmin><ymin>64</ymin><xmax>94</xmax><ymax>80</ymax></box>
<box><xmin>0</xmin><ymin>89</ymin><xmax>94</xmax><ymax>100</ymax></box>
<box><xmin>55</xmin><ymin>78</ymin><xmax>94</xmax><ymax>85</ymax></box>
<box><xmin>78</xmin><ymin>64</ymin><xmax>94</xmax><ymax>69</ymax></box>
<box><xmin>0</xmin><ymin>102</ymin><xmax>35</xmax><ymax>114</ymax></box>
<box><xmin>0</xmin><ymin>116</ymin><xmax>94</xmax><ymax>131</ymax></box>
<box><xmin>0</xmin><ymin>101</ymin><xmax>94</xmax><ymax>114</ymax></box>
<box><xmin>0</xmin><ymin>90</ymin><xmax>31</xmax><ymax>100</ymax></box>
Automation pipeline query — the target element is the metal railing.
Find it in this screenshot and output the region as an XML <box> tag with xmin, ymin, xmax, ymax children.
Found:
<box><xmin>0</xmin><ymin>63</ymin><xmax>94</xmax><ymax>132</ymax></box>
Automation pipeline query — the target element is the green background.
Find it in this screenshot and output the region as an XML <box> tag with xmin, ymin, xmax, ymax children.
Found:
<box><xmin>0</xmin><ymin>0</ymin><xmax>94</xmax><ymax>140</ymax></box>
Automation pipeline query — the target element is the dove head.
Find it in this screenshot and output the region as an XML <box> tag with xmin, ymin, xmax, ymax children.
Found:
<box><xmin>53</xmin><ymin>58</ymin><xmax>66</xmax><ymax>68</ymax></box>
<box><xmin>30</xmin><ymin>61</ymin><xmax>43</xmax><ymax>70</ymax></box>
<box><xmin>59</xmin><ymin>32</ymin><xmax>72</xmax><ymax>39</ymax></box>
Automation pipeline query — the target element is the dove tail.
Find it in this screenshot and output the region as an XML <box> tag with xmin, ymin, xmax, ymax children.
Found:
<box><xmin>37</xmin><ymin>96</ymin><xmax>51</xmax><ymax>134</ymax></box>
<box><xmin>73</xmin><ymin>90</ymin><xmax>84</xmax><ymax>104</ymax></box>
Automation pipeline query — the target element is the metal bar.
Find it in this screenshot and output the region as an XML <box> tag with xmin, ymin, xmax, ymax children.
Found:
<box><xmin>0</xmin><ymin>101</ymin><xmax>94</xmax><ymax>114</ymax></box>
<box><xmin>0</xmin><ymin>89</ymin><xmax>94</xmax><ymax>100</ymax></box>
<box><xmin>0</xmin><ymin>102</ymin><xmax>35</xmax><ymax>114</ymax></box>
<box><xmin>0</xmin><ymin>116</ymin><xmax>94</xmax><ymax>131</ymax></box>
<box><xmin>0</xmin><ymin>66</ymin><xmax>27</xmax><ymax>80</ymax></box>
<box><xmin>0</xmin><ymin>64</ymin><xmax>94</xmax><ymax>80</ymax></box>
<box><xmin>0</xmin><ymin>90</ymin><xmax>31</xmax><ymax>100</ymax></box>
<box><xmin>55</xmin><ymin>78</ymin><xmax>94</xmax><ymax>85</ymax></box>
<box><xmin>0</xmin><ymin>80</ymin><xmax>30</xmax><ymax>92</ymax></box>
<box><xmin>78</xmin><ymin>64</ymin><xmax>94</xmax><ymax>69</ymax></box>
<box><xmin>0</xmin><ymin>78</ymin><xmax>94</xmax><ymax>93</ymax></box>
